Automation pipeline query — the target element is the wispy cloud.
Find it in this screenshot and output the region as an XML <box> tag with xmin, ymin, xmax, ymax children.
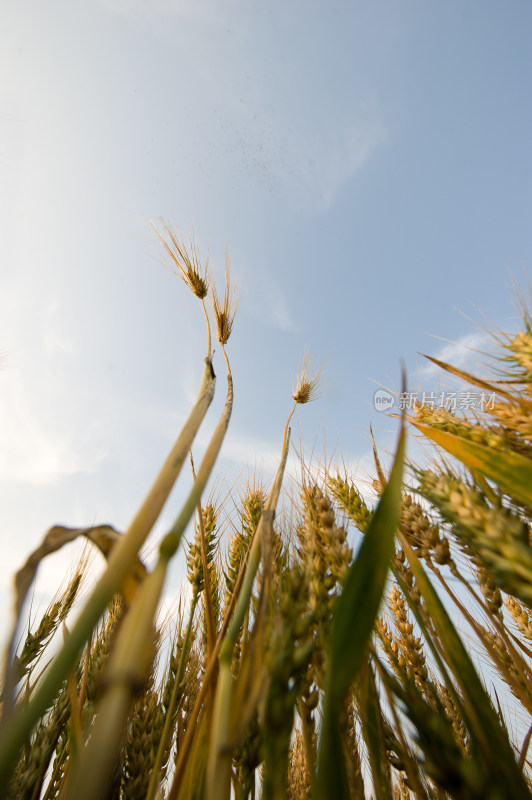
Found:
<box><xmin>245</xmin><ymin>282</ymin><xmax>297</xmax><ymax>332</ymax></box>
<box><xmin>0</xmin><ymin>368</ymin><xmax>108</xmax><ymax>485</ymax></box>
<box><xmin>282</xmin><ymin>118</ymin><xmax>387</xmax><ymax>213</ymax></box>
<box><xmin>418</xmin><ymin>331</ymin><xmax>491</xmax><ymax>380</ymax></box>
<box><xmin>0</xmin><ymin>296</ymin><xmax>107</xmax><ymax>485</ymax></box>
<box><xmin>213</xmin><ymin>108</ymin><xmax>387</xmax><ymax>215</ymax></box>
<box><xmin>100</xmin><ymin>0</ymin><xmax>388</xmax><ymax>216</ymax></box>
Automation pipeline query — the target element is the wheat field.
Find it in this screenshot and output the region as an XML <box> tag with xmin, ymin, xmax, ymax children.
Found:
<box><xmin>2</xmin><ymin>226</ymin><xmax>532</xmax><ymax>799</ymax></box>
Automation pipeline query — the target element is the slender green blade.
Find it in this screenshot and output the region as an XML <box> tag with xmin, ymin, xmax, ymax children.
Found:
<box><xmin>315</xmin><ymin>422</ymin><xmax>405</xmax><ymax>799</ymax></box>
<box><xmin>357</xmin><ymin>661</ymin><xmax>394</xmax><ymax>800</ymax></box>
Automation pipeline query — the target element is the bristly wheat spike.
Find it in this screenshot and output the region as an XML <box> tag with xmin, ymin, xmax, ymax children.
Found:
<box><xmin>506</xmin><ymin>596</ymin><xmax>532</xmax><ymax>641</ymax></box>
<box><xmin>507</xmin><ymin>329</ymin><xmax>532</xmax><ymax>383</ymax></box>
<box><xmin>152</xmin><ymin>218</ymin><xmax>209</xmax><ymax>299</ymax></box>
<box><xmin>292</xmin><ymin>350</ymin><xmax>326</xmax><ymax>405</ymax></box>
<box><xmin>210</xmin><ymin>248</ymin><xmax>238</xmax><ymax>346</ymax></box>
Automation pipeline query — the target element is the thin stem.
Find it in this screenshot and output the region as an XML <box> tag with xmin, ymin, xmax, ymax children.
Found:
<box><xmin>171</xmin><ymin>405</ymin><xmax>294</xmax><ymax>800</ymax></box>
<box><xmin>146</xmin><ymin>593</ymin><xmax>199</xmax><ymax>800</ymax></box>
<box><xmin>202</xmin><ymin>298</ymin><xmax>212</xmax><ymax>359</ymax></box>
<box><xmin>206</xmin><ymin>405</ymin><xmax>293</xmax><ymax>800</ymax></box>
<box><xmin>159</xmin><ymin>368</ymin><xmax>233</xmax><ymax>563</ymax></box>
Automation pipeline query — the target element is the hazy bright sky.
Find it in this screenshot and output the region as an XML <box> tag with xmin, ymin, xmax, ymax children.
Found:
<box><xmin>1</xmin><ymin>2</ymin><xmax>531</xmax><ymax>643</ymax></box>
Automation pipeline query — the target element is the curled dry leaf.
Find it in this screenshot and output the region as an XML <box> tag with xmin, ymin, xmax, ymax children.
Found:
<box><xmin>7</xmin><ymin>525</ymin><xmax>147</xmax><ymax>674</ymax></box>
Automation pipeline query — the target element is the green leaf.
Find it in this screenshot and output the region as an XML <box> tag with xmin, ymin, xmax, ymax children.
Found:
<box><xmin>315</xmin><ymin>421</ymin><xmax>405</xmax><ymax>799</ymax></box>
<box><xmin>357</xmin><ymin>661</ymin><xmax>394</xmax><ymax>800</ymax></box>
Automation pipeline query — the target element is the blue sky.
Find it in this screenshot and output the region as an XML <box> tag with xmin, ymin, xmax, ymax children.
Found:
<box><xmin>1</xmin><ymin>1</ymin><xmax>531</xmax><ymax>642</ymax></box>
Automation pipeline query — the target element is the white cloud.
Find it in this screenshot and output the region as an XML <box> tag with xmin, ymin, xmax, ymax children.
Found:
<box><xmin>0</xmin><ymin>292</ymin><xmax>108</xmax><ymax>485</ymax></box>
<box><xmin>0</xmin><ymin>367</ymin><xmax>108</xmax><ymax>485</ymax></box>
<box><xmin>418</xmin><ymin>331</ymin><xmax>491</xmax><ymax>380</ymax></box>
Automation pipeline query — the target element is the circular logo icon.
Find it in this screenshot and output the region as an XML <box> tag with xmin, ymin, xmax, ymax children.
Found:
<box><xmin>373</xmin><ymin>389</ymin><xmax>395</xmax><ymax>412</ymax></box>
